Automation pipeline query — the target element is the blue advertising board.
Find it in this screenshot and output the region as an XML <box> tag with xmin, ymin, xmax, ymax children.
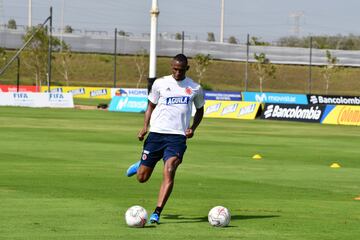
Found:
<box><xmin>108</xmin><ymin>96</ymin><xmax>147</xmax><ymax>112</ymax></box>
<box><xmin>204</xmin><ymin>91</ymin><xmax>242</xmax><ymax>101</ymax></box>
<box><xmin>242</xmin><ymin>92</ymin><xmax>308</xmax><ymax>104</ymax></box>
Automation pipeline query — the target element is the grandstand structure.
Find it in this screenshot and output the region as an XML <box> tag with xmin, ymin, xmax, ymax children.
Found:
<box><xmin>1</xmin><ymin>29</ymin><xmax>360</xmax><ymax>67</ymax></box>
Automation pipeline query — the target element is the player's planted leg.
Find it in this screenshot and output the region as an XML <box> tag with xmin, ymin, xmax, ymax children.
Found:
<box><xmin>149</xmin><ymin>156</ymin><xmax>181</xmax><ymax>224</ymax></box>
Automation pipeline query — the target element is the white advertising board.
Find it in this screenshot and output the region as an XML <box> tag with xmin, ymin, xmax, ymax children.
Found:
<box><xmin>0</xmin><ymin>92</ymin><xmax>74</xmax><ymax>108</ymax></box>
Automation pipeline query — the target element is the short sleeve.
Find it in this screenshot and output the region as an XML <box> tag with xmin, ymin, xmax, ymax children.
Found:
<box><xmin>193</xmin><ymin>87</ymin><xmax>205</xmax><ymax>109</ymax></box>
<box><xmin>148</xmin><ymin>80</ymin><xmax>160</xmax><ymax>104</ymax></box>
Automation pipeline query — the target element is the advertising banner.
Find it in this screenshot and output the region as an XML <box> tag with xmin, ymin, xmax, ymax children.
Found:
<box><xmin>0</xmin><ymin>92</ymin><xmax>74</xmax><ymax>108</ymax></box>
<box><xmin>204</xmin><ymin>100</ymin><xmax>260</xmax><ymax>120</ymax></box>
<box><xmin>204</xmin><ymin>91</ymin><xmax>242</xmax><ymax>101</ymax></box>
<box><xmin>261</xmin><ymin>103</ymin><xmax>326</xmax><ymax>123</ymax></box>
<box><xmin>111</xmin><ymin>88</ymin><xmax>148</xmax><ymax>98</ymax></box>
<box><xmin>41</xmin><ymin>86</ymin><xmax>112</xmax><ymax>99</ymax></box>
<box><xmin>0</xmin><ymin>85</ymin><xmax>38</xmax><ymax>92</ymax></box>
<box><xmin>321</xmin><ymin>105</ymin><xmax>360</xmax><ymax>126</ymax></box>
<box><xmin>308</xmin><ymin>94</ymin><xmax>360</xmax><ymax>105</ymax></box>
<box><xmin>108</xmin><ymin>96</ymin><xmax>147</xmax><ymax>112</ymax></box>
<box><xmin>243</xmin><ymin>92</ymin><xmax>308</xmax><ymax>104</ymax></box>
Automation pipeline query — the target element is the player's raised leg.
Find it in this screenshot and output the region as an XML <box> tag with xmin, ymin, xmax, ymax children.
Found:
<box><xmin>126</xmin><ymin>161</ymin><xmax>141</xmax><ymax>177</ymax></box>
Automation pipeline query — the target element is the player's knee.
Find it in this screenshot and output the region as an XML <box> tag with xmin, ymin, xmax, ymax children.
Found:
<box><xmin>137</xmin><ymin>174</ymin><xmax>149</xmax><ymax>183</ymax></box>
<box><xmin>166</xmin><ymin>160</ymin><xmax>180</xmax><ymax>174</ymax></box>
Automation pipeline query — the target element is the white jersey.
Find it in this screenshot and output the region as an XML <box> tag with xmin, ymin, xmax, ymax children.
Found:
<box><xmin>148</xmin><ymin>75</ymin><xmax>205</xmax><ymax>135</ymax></box>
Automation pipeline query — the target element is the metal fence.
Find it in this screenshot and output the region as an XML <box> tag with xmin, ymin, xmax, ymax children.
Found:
<box><xmin>1</xmin><ymin>29</ymin><xmax>360</xmax><ymax>67</ymax></box>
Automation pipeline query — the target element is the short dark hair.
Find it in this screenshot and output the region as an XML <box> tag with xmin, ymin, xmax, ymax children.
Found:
<box><xmin>173</xmin><ymin>54</ymin><xmax>188</xmax><ymax>65</ymax></box>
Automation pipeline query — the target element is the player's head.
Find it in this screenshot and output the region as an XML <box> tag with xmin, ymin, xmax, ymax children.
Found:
<box><xmin>171</xmin><ymin>54</ymin><xmax>189</xmax><ymax>81</ymax></box>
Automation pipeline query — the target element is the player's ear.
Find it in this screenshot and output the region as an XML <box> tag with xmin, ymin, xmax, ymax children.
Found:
<box><xmin>186</xmin><ymin>65</ymin><xmax>190</xmax><ymax>71</ymax></box>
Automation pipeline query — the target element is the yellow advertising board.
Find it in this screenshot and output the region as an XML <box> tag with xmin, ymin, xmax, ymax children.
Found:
<box><xmin>322</xmin><ymin>105</ymin><xmax>360</xmax><ymax>126</ymax></box>
<box><xmin>41</xmin><ymin>86</ymin><xmax>112</xmax><ymax>99</ymax></box>
<box><xmin>204</xmin><ymin>100</ymin><xmax>260</xmax><ymax>120</ymax></box>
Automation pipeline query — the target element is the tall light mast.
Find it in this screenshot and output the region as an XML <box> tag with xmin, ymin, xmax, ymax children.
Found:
<box><xmin>28</xmin><ymin>0</ymin><xmax>32</xmax><ymax>27</ymax></box>
<box><xmin>220</xmin><ymin>0</ymin><xmax>225</xmax><ymax>43</ymax></box>
<box><xmin>148</xmin><ymin>0</ymin><xmax>160</xmax><ymax>91</ymax></box>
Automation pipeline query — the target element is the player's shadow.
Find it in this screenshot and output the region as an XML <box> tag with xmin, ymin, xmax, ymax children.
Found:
<box><xmin>162</xmin><ymin>214</ymin><xmax>279</xmax><ymax>225</ymax></box>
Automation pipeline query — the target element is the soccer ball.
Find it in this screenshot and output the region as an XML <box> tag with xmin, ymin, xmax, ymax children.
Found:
<box><xmin>208</xmin><ymin>206</ymin><xmax>231</xmax><ymax>227</ymax></box>
<box><xmin>125</xmin><ymin>205</ymin><xmax>148</xmax><ymax>228</ymax></box>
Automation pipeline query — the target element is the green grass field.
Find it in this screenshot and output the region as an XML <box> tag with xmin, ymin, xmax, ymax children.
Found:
<box><xmin>0</xmin><ymin>107</ymin><xmax>359</xmax><ymax>240</ymax></box>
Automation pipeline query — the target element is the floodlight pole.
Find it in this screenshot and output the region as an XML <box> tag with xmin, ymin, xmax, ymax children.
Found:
<box><xmin>220</xmin><ymin>0</ymin><xmax>225</xmax><ymax>43</ymax></box>
<box><xmin>308</xmin><ymin>36</ymin><xmax>313</xmax><ymax>94</ymax></box>
<box><xmin>148</xmin><ymin>0</ymin><xmax>159</xmax><ymax>92</ymax></box>
<box><xmin>28</xmin><ymin>0</ymin><xmax>32</xmax><ymax>28</ymax></box>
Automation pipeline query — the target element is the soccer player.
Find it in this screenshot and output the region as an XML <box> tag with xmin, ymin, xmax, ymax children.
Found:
<box><xmin>126</xmin><ymin>54</ymin><xmax>205</xmax><ymax>224</ymax></box>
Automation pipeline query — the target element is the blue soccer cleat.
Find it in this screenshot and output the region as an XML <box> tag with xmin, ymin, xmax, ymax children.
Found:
<box><xmin>126</xmin><ymin>161</ymin><xmax>140</xmax><ymax>177</ymax></box>
<box><xmin>149</xmin><ymin>213</ymin><xmax>160</xmax><ymax>224</ymax></box>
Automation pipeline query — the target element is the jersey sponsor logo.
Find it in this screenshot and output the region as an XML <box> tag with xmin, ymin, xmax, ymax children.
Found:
<box><xmin>166</xmin><ymin>96</ymin><xmax>190</xmax><ymax>105</ymax></box>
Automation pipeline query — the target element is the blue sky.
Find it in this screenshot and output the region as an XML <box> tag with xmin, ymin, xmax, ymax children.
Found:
<box><xmin>2</xmin><ymin>0</ymin><xmax>360</xmax><ymax>42</ymax></box>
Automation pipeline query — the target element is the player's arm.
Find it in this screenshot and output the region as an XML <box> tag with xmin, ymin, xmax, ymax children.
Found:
<box><xmin>138</xmin><ymin>101</ymin><xmax>156</xmax><ymax>141</ymax></box>
<box><xmin>185</xmin><ymin>106</ymin><xmax>204</xmax><ymax>138</ymax></box>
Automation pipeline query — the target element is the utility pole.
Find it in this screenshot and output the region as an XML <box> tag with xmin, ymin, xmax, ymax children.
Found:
<box><xmin>47</xmin><ymin>7</ymin><xmax>53</xmax><ymax>92</ymax></box>
<box><xmin>220</xmin><ymin>0</ymin><xmax>225</xmax><ymax>43</ymax></box>
<box><xmin>60</xmin><ymin>0</ymin><xmax>65</xmax><ymax>51</ymax></box>
<box><xmin>28</xmin><ymin>0</ymin><xmax>32</xmax><ymax>28</ymax></box>
<box><xmin>148</xmin><ymin>0</ymin><xmax>159</xmax><ymax>92</ymax></box>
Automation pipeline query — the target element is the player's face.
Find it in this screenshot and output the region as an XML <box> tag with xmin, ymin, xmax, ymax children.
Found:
<box><xmin>171</xmin><ymin>60</ymin><xmax>188</xmax><ymax>81</ymax></box>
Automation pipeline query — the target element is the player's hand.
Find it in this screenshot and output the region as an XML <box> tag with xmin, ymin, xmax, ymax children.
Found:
<box><xmin>185</xmin><ymin>128</ymin><xmax>194</xmax><ymax>138</ymax></box>
<box><xmin>137</xmin><ymin>128</ymin><xmax>148</xmax><ymax>141</ymax></box>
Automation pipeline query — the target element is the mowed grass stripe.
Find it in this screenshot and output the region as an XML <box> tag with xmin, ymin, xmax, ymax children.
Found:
<box><xmin>0</xmin><ymin>107</ymin><xmax>359</xmax><ymax>240</ymax></box>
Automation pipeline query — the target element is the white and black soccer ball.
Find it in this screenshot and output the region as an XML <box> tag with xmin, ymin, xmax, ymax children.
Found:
<box><xmin>208</xmin><ymin>206</ymin><xmax>231</xmax><ymax>227</ymax></box>
<box><xmin>125</xmin><ymin>205</ymin><xmax>148</xmax><ymax>228</ymax></box>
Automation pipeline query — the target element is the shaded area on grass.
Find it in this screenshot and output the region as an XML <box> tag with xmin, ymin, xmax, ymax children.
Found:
<box><xmin>162</xmin><ymin>214</ymin><xmax>280</xmax><ymax>224</ymax></box>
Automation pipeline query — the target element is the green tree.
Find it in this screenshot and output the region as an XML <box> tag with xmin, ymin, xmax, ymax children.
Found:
<box><xmin>251</xmin><ymin>53</ymin><xmax>276</xmax><ymax>92</ymax></box>
<box><xmin>22</xmin><ymin>26</ymin><xmax>61</xmax><ymax>87</ymax></box>
<box><xmin>207</xmin><ymin>32</ymin><xmax>215</xmax><ymax>42</ymax></box>
<box><xmin>228</xmin><ymin>36</ymin><xmax>237</xmax><ymax>44</ymax></box>
<box><xmin>0</xmin><ymin>48</ymin><xmax>7</xmax><ymax>66</ymax></box>
<box><xmin>193</xmin><ymin>53</ymin><xmax>211</xmax><ymax>85</ymax></box>
<box><xmin>322</xmin><ymin>50</ymin><xmax>340</xmax><ymax>94</ymax></box>
<box><xmin>8</xmin><ymin>19</ymin><xmax>17</xmax><ymax>29</ymax></box>
<box><xmin>250</xmin><ymin>36</ymin><xmax>270</xmax><ymax>46</ymax></box>
<box><xmin>64</xmin><ymin>25</ymin><xmax>73</xmax><ymax>33</ymax></box>
<box><xmin>134</xmin><ymin>48</ymin><xmax>148</xmax><ymax>88</ymax></box>
<box><xmin>175</xmin><ymin>32</ymin><xmax>182</xmax><ymax>40</ymax></box>
<box><xmin>118</xmin><ymin>30</ymin><xmax>127</xmax><ymax>36</ymax></box>
<box><xmin>55</xmin><ymin>41</ymin><xmax>72</xmax><ymax>86</ymax></box>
